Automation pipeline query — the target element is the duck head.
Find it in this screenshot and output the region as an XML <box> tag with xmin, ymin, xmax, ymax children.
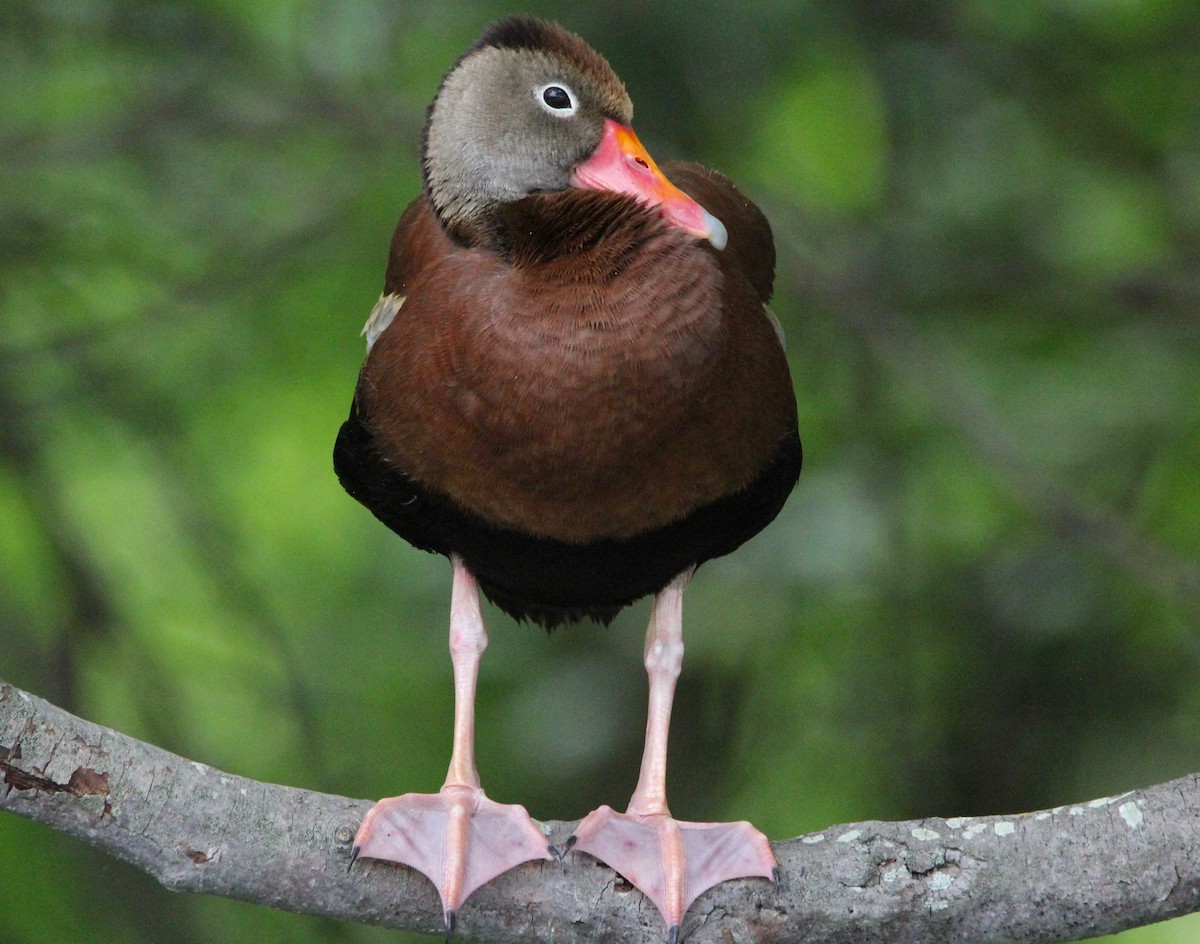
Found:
<box><xmin>421</xmin><ymin>16</ymin><xmax>726</xmax><ymax>249</ymax></box>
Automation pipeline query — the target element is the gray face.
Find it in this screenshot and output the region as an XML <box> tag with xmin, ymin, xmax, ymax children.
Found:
<box><xmin>424</xmin><ymin>46</ymin><xmax>628</xmax><ymax>232</ymax></box>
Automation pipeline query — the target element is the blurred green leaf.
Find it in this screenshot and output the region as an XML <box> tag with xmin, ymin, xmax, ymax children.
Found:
<box><xmin>747</xmin><ymin>50</ymin><xmax>887</xmax><ymax>213</ymax></box>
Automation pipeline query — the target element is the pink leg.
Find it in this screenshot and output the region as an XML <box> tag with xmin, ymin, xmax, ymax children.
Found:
<box><xmin>351</xmin><ymin>556</ymin><xmax>550</xmax><ymax>933</ymax></box>
<box><xmin>569</xmin><ymin>571</ymin><xmax>777</xmax><ymax>941</ymax></box>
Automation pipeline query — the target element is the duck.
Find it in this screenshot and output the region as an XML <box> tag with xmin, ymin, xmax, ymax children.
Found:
<box><xmin>333</xmin><ymin>14</ymin><xmax>801</xmax><ymax>941</ymax></box>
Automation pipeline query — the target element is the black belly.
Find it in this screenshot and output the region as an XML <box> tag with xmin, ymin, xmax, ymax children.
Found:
<box><xmin>333</xmin><ymin>401</ymin><xmax>801</xmax><ymax>627</ymax></box>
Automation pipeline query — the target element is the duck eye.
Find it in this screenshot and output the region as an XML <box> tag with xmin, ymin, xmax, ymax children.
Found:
<box><xmin>537</xmin><ymin>83</ymin><xmax>576</xmax><ymax>115</ymax></box>
<box><xmin>543</xmin><ymin>86</ymin><xmax>571</xmax><ymax>108</ymax></box>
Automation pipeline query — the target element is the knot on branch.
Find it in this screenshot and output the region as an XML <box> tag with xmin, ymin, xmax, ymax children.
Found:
<box><xmin>2</xmin><ymin>729</ymin><xmax>113</xmax><ymax>816</ymax></box>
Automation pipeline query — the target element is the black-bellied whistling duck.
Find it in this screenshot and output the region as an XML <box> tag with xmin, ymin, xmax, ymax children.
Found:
<box><xmin>334</xmin><ymin>15</ymin><xmax>801</xmax><ymax>941</ymax></box>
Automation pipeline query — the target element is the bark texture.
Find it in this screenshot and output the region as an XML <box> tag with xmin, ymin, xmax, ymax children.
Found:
<box><xmin>3</xmin><ymin>679</ymin><xmax>1199</xmax><ymax>943</ymax></box>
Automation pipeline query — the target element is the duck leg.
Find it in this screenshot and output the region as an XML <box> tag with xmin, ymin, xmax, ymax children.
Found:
<box><xmin>568</xmin><ymin>571</ymin><xmax>777</xmax><ymax>942</ymax></box>
<box><xmin>351</xmin><ymin>555</ymin><xmax>551</xmax><ymax>933</ymax></box>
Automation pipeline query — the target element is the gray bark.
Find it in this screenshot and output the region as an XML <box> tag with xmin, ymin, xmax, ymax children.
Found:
<box><xmin>3</xmin><ymin>678</ymin><xmax>1198</xmax><ymax>943</ymax></box>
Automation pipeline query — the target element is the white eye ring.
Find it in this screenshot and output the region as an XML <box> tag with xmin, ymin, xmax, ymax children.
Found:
<box><xmin>536</xmin><ymin>82</ymin><xmax>577</xmax><ymax>117</ymax></box>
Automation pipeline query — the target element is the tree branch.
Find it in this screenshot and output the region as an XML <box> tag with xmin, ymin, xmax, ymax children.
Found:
<box><xmin>3</xmin><ymin>678</ymin><xmax>1198</xmax><ymax>943</ymax></box>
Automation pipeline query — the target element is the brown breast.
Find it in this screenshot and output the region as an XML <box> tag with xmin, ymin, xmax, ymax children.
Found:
<box><xmin>355</xmin><ymin>183</ymin><xmax>794</xmax><ymax>545</ymax></box>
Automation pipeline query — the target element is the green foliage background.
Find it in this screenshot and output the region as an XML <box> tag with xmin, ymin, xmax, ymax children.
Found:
<box><xmin>2</xmin><ymin>1</ymin><xmax>1199</xmax><ymax>941</ymax></box>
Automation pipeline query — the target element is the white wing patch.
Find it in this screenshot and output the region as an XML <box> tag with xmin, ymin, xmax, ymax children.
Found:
<box><xmin>361</xmin><ymin>293</ymin><xmax>405</xmax><ymax>351</ymax></box>
<box><xmin>763</xmin><ymin>304</ymin><xmax>786</xmax><ymax>349</ymax></box>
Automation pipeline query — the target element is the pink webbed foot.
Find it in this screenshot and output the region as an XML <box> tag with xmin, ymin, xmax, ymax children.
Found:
<box><xmin>351</xmin><ymin>784</ymin><xmax>551</xmax><ymax>932</ymax></box>
<box><xmin>567</xmin><ymin>805</ymin><xmax>778</xmax><ymax>940</ymax></box>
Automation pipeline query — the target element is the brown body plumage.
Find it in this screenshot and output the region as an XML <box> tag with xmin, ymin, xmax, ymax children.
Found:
<box><xmin>361</xmin><ymin>172</ymin><xmax>792</xmax><ymax>536</ymax></box>
<box><xmin>337</xmin><ymin>160</ymin><xmax>798</xmax><ymax>622</ymax></box>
